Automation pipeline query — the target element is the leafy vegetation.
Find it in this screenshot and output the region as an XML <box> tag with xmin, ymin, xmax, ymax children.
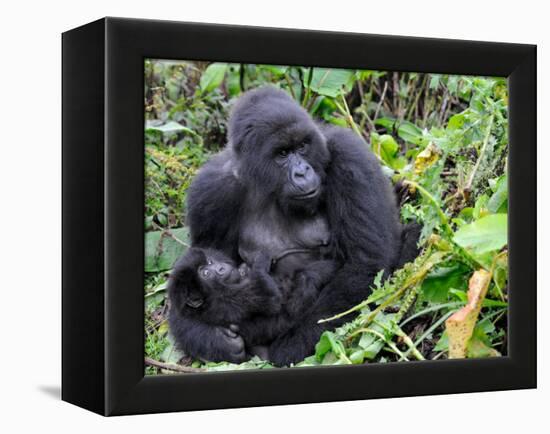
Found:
<box><xmin>144</xmin><ymin>59</ymin><xmax>508</xmax><ymax>374</ymax></box>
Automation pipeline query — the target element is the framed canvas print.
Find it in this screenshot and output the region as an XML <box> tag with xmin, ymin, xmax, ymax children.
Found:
<box><xmin>62</xmin><ymin>17</ymin><xmax>536</xmax><ymax>416</ymax></box>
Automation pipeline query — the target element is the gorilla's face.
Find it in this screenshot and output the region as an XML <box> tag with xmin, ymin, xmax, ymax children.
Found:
<box><xmin>198</xmin><ymin>253</ymin><xmax>246</xmax><ymax>286</ymax></box>
<box><xmin>228</xmin><ymin>87</ymin><xmax>330</xmax><ymax>214</ymax></box>
<box><xmin>171</xmin><ymin>248</ymin><xmax>246</xmax><ymax>311</ymax></box>
<box><xmin>274</xmin><ymin>130</ymin><xmax>322</xmax><ymax>203</ymax></box>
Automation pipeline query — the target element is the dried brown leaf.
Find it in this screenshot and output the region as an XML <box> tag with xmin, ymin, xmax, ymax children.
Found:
<box><xmin>445</xmin><ymin>269</ymin><xmax>492</xmax><ymax>358</ymax></box>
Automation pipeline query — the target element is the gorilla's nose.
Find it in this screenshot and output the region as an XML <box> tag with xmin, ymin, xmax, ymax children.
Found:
<box><xmin>216</xmin><ymin>264</ymin><xmax>228</xmax><ymax>275</ymax></box>
<box><xmin>291</xmin><ymin>163</ymin><xmax>313</xmax><ymax>189</ymax></box>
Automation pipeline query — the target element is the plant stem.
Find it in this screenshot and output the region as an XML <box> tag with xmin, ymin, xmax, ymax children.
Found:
<box><xmin>399</xmin><ymin>302</ymin><xmax>463</xmax><ymax>327</ymax></box>
<box><xmin>349</xmin><ymin>328</ymin><xmax>409</xmax><ymax>361</ymax></box>
<box><xmin>285</xmin><ymin>73</ymin><xmax>297</xmax><ymax>101</ymax></box>
<box><xmin>318</xmin><ymin>251</ymin><xmax>447</xmax><ymax>325</ymax></box>
<box><xmin>465</xmin><ymin>114</ymin><xmax>495</xmax><ymax>191</ymax></box>
<box><xmin>374</xmin><ymin>320</ymin><xmax>425</xmax><ymax>361</ymax></box>
<box><xmin>403</xmin><ymin>180</ymin><xmax>453</xmax><ymax>238</ymax></box>
<box><xmin>373</xmin><ymin>80</ymin><xmax>388</xmax><ymax>124</ymax></box>
<box><xmin>144</xmin><ymin>357</ymin><xmax>205</xmax><ymax>373</ymax></box>
<box><xmin>335</xmin><ymin>94</ymin><xmax>363</xmax><ymax>138</ymax></box>
<box><xmin>411</xmin><ymin>310</ymin><xmax>456</xmax><ymax>350</ymax></box>
<box><xmin>403</xmin><ymin>179</ymin><xmax>486</xmax><ymax>270</ymax></box>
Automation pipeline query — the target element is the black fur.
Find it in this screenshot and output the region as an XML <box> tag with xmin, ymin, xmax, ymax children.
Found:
<box><xmin>171</xmin><ymin>86</ymin><xmax>418</xmax><ymax>366</ymax></box>
<box><xmin>168</xmin><ymin>247</ymin><xmax>283</xmax><ymax>363</ymax></box>
<box><xmin>168</xmin><ymin>247</ymin><xmax>336</xmax><ymax>363</ymax></box>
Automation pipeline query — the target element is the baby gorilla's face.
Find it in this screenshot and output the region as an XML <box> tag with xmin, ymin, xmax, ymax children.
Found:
<box><xmin>198</xmin><ymin>256</ymin><xmax>249</xmax><ymax>286</ymax></box>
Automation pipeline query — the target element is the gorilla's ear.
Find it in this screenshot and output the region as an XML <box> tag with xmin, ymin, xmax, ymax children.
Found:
<box><xmin>170</xmin><ymin>270</ymin><xmax>205</xmax><ymax>311</ymax></box>
<box><xmin>169</xmin><ymin>248</ymin><xmax>207</xmax><ymax>311</ymax></box>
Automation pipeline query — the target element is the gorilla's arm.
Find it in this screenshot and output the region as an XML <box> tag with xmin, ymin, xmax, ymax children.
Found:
<box><xmin>168</xmin><ymin>311</ymin><xmax>247</xmax><ymax>363</ymax></box>
<box><xmin>170</xmin><ymin>156</ymin><xmax>247</xmax><ymax>363</ymax></box>
<box><xmin>268</xmin><ymin>126</ymin><xmax>403</xmax><ymax>365</ymax></box>
<box><xmin>186</xmin><ymin>150</ymin><xmax>243</xmax><ymax>259</ymax></box>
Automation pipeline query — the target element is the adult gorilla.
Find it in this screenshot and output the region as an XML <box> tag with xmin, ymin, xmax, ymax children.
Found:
<box><xmin>173</xmin><ymin>86</ymin><xmax>415</xmax><ymax>366</ymax></box>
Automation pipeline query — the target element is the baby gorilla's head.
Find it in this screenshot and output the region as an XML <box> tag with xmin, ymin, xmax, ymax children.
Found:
<box><xmin>196</xmin><ymin>250</ymin><xmax>249</xmax><ymax>286</ymax></box>
<box><xmin>169</xmin><ymin>247</ymin><xmax>249</xmax><ymax>311</ymax></box>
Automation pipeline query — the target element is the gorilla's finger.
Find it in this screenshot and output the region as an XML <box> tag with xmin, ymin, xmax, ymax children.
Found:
<box><xmin>229</xmin><ymin>324</ymin><xmax>240</xmax><ymax>333</ymax></box>
<box><xmin>222</xmin><ymin>327</ymin><xmax>237</xmax><ymax>338</ymax></box>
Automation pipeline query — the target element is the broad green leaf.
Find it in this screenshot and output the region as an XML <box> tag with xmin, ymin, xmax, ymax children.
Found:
<box><xmin>315</xmin><ymin>331</ymin><xmax>346</xmax><ymax>361</ymax></box>
<box><xmin>371</xmin><ymin>133</ymin><xmax>406</xmax><ymax>169</ymax></box>
<box><xmin>421</xmin><ymin>263</ymin><xmax>469</xmax><ymax>303</ymax></box>
<box><xmin>200</xmin><ymin>63</ymin><xmax>228</xmax><ymax>93</ymax></box>
<box><xmin>145</xmin><ymin>227</ymin><xmax>189</xmax><ymax>272</ymax></box>
<box><xmin>453</xmin><ymin>214</ymin><xmax>507</xmax><ymax>254</ymax></box>
<box><xmin>145</xmin><ymin>120</ymin><xmax>197</xmax><ymax>136</ymax></box>
<box><xmin>160</xmin><ymin>334</ymin><xmax>185</xmax><ymax>364</ymax></box>
<box><xmin>434</xmin><ymin>331</ymin><xmax>448</xmax><ymax>352</ymax></box>
<box><xmin>358</xmin><ymin>331</ymin><xmax>384</xmax><ymax>360</ymax></box>
<box><xmin>447</xmin><ymin>112</ymin><xmax>466</xmax><ymax>130</ymax></box>
<box><xmin>487</xmin><ymin>176</ymin><xmax>508</xmax><ymax>213</ymax></box>
<box><xmin>467</xmin><ymin>326</ymin><xmax>501</xmax><ymax>358</ymax></box>
<box><xmin>397</xmin><ymin>121</ymin><xmax>423</xmax><ymax>145</ymax></box>
<box><xmin>473</xmin><ymin>194</ymin><xmax>490</xmax><ymax>220</ymax></box>
<box><xmin>260</xmin><ymin>65</ymin><xmax>288</xmax><ymax>76</ymax></box>
<box><xmin>467</xmin><ymin>337</ymin><xmax>501</xmax><ymax>358</ymax></box>
<box><xmin>429</xmin><ymin>74</ymin><xmax>441</xmax><ymax>89</ymax></box>
<box><xmin>348</xmin><ymin>349</ymin><xmax>366</xmax><ymax>364</ymax></box>
<box><xmin>308</xmin><ymin>68</ymin><xmax>355</xmax><ymax>97</ymax></box>
<box><xmin>374</xmin><ymin>117</ymin><xmax>396</xmax><ymax>130</ymax></box>
<box><xmin>374</xmin><ymin>118</ymin><xmax>423</xmax><ymax>145</ymax></box>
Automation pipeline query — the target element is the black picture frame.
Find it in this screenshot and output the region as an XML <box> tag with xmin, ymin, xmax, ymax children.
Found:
<box><xmin>62</xmin><ymin>17</ymin><xmax>536</xmax><ymax>416</ymax></box>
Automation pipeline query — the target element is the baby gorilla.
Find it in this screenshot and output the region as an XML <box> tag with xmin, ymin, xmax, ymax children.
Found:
<box><xmin>168</xmin><ymin>247</ymin><xmax>338</xmax><ymax>363</ymax></box>
<box><xmin>168</xmin><ymin>247</ymin><xmax>283</xmax><ymax>363</ymax></box>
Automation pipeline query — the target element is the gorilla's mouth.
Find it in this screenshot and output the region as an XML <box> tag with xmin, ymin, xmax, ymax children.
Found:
<box><xmin>293</xmin><ymin>187</ymin><xmax>320</xmax><ymax>200</ymax></box>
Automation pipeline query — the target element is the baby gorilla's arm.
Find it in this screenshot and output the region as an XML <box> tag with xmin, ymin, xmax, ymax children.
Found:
<box><xmin>286</xmin><ymin>260</ymin><xmax>338</xmax><ymax>316</ymax></box>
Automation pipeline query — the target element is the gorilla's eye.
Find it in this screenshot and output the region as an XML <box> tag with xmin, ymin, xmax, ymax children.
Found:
<box><xmin>202</xmin><ymin>269</ymin><xmax>211</xmax><ymax>278</ymax></box>
<box><xmin>297</xmin><ymin>141</ymin><xmax>308</xmax><ymax>153</ymax></box>
<box><xmin>278</xmin><ymin>149</ymin><xmax>289</xmax><ymax>158</ymax></box>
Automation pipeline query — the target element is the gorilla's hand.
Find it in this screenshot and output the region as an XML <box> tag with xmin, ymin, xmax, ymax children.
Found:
<box><xmin>214</xmin><ymin>324</ymin><xmax>246</xmax><ymax>363</ymax></box>
<box><xmin>286</xmin><ymin>272</ymin><xmax>319</xmax><ymax>316</ymax></box>
<box><xmin>251</xmin><ymin>251</ymin><xmax>273</xmax><ymax>273</ymax></box>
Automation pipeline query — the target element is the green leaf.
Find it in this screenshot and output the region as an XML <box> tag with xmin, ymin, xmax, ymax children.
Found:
<box><xmin>374</xmin><ymin>118</ymin><xmax>423</xmax><ymax>145</ymax></box>
<box><xmin>447</xmin><ymin>112</ymin><xmax>466</xmax><ymax>130</ymax></box>
<box><xmin>145</xmin><ymin>120</ymin><xmax>197</xmax><ymax>136</ymax></box>
<box><xmin>434</xmin><ymin>331</ymin><xmax>448</xmax><ymax>351</ymax></box>
<box><xmin>467</xmin><ymin>326</ymin><xmax>501</xmax><ymax>358</ymax></box>
<box><xmin>429</xmin><ymin>74</ymin><xmax>441</xmax><ymax>89</ymax></box>
<box><xmin>358</xmin><ymin>331</ymin><xmax>384</xmax><ymax>360</ymax></box>
<box><xmin>308</xmin><ymin>68</ymin><xmax>355</xmax><ymax>97</ymax></box>
<box><xmin>374</xmin><ymin>117</ymin><xmax>396</xmax><ymax>130</ymax></box>
<box><xmin>421</xmin><ymin>263</ymin><xmax>469</xmax><ymax>303</ymax></box>
<box><xmin>453</xmin><ymin>214</ymin><xmax>507</xmax><ymax>254</ymax></box>
<box><xmin>348</xmin><ymin>349</ymin><xmax>366</xmax><ymax>364</ymax></box>
<box><xmin>315</xmin><ymin>331</ymin><xmax>346</xmax><ymax>362</ymax></box>
<box><xmin>397</xmin><ymin>121</ymin><xmax>423</xmax><ymax>145</ymax></box>
<box><xmin>260</xmin><ymin>65</ymin><xmax>288</xmax><ymax>76</ymax></box>
<box><xmin>370</xmin><ymin>133</ymin><xmax>406</xmax><ymax>170</ymax></box>
<box><xmin>160</xmin><ymin>334</ymin><xmax>185</xmax><ymax>364</ymax></box>
<box><xmin>199</xmin><ymin>63</ymin><xmax>228</xmax><ymax>93</ymax></box>
<box><xmin>487</xmin><ymin>176</ymin><xmax>508</xmax><ymax>213</ymax></box>
<box><xmin>145</xmin><ymin>227</ymin><xmax>189</xmax><ymax>272</ymax></box>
